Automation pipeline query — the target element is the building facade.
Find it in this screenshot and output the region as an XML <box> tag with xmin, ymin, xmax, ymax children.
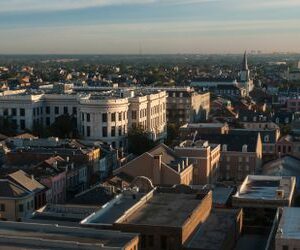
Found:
<box><xmin>0</xmin><ymin>89</ymin><xmax>167</xmax><ymax>148</ymax></box>
<box><xmin>174</xmin><ymin>140</ymin><xmax>221</xmax><ymax>185</ymax></box>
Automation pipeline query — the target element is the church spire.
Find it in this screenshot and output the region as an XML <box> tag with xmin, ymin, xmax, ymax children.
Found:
<box><xmin>242</xmin><ymin>50</ymin><xmax>248</xmax><ymax>71</ymax></box>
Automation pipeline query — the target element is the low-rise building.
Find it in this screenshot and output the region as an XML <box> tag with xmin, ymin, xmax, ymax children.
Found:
<box><xmin>179</xmin><ymin>122</ymin><xmax>229</xmax><ymax>137</ymax></box>
<box><xmin>275</xmin><ymin>207</ymin><xmax>300</xmax><ymax>250</ymax></box>
<box><xmin>233</xmin><ymin>175</ymin><xmax>296</xmax><ymax>209</ymax></box>
<box><xmin>276</xmin><ymin>134</ymin><xmax>300</xmax><ymax>159</ymax></box>
<box><xmin>82</xmin><ymin>187</ymin><xmax>214</xmax><ymax>250</ymax></box>
<box><xmin>174</xmin><ymin>140</ymin><xmax>221</xmax><ymax>185</ymax></box>
<box><xmin>0</xmin><ymin>221</ymin><xmax>139</xmax><ymax>250</ymax></box>
<box><xmin>159</xmin><ymin>87</ymin><xmax>210</xmax><ymax>124</ymax></box>
<box><xmin>114</xmin><ymin>144</ymin><xmax>194</xmax><ymax>186</ymax></box>
<box><xmin>184</xmin><ymin>209</ymin><xmax>243</xmax><ymax>250</ymax></box>
<box><xmin>195</xmin><ymin>133</ymin><xmax>263</xmax><ymax>182</ymax></box>
<box><xmin>0</xmin><ymin>179</ymin><xmax>35</xmax><ymax>221</ymax></box>
<box><xmin>29</xmin><ymin>156</ymin><xmax>67</xmax><ymax>204</ymax></box>
<box><xmin>8</xmin><ymin>170</ymin><xmax>47</xmax><ymax>209</ymax></box>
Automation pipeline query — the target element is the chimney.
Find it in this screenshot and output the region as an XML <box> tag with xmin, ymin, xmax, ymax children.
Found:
<box><xmin>178</xmin><ymin>163</ymin><xmax>181</xmax><ymax>172</ymax></box>
<box><xmin>153</xmin><ymin>154</ymin><xmax>162</xmax><ymax>171</ymax></box>
<box><xmin>31</xmin><ymin>174</ymin><xmax>34</xmax><ymax>180</ymax></box>
<box><xmin>185</xmin><ymin>157</ymin><xmax>189</xmax><ymax>166</ymax></box>
<box><xmin>153</xmin><ymin>154</ymin><xmax>162</xmax><ymax>184</ymax></box>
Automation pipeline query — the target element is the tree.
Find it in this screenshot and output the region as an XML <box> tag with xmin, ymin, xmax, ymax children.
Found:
<box><xmin>0</xmin><ymin>116</ymin><xmax>18</xmax><ymax>136</ymax></box>
<box><xmin>128</xmin><ymin>127</ymin><xmax>157</xmax><ymax>155</ymax></box>
<box><xmin>165</xmin><ymin>123</ymin><xmax>180</xmax><ymax>146</ymax></box>
<box><xmin>49</xmin><ymin>114</ymin><xmax>78</xmax><ymax>138</ymax></box>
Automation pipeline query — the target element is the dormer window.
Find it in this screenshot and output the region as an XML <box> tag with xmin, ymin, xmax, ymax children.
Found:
<box><xmin>264</xmin><ymin>135</ymin><xmax>270</xmax><ymax>143</ymax></box>
<box><xmin>222</xmin><ymin>144</ymin><xmax>228</xmax><ymax>151</ymax></box>
<box><xmin>242</xmin><ymin>144</ymin><xmax>248</xmax><ymax>152</ymax></box>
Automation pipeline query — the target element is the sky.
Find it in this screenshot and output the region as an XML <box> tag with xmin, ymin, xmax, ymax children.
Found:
<box><xmin>0</xmin><ymin>0</ymin><xmax>300</xmax><ymax>54</ymax></box>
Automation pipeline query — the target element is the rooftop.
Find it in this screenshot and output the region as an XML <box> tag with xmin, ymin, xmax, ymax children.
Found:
<box><xmin>186</xmin><ymin>209</ymin><xmax>241</xmax><ymax>250</ymax></box>
<box><xmin>0</xmin><ymin>221</ymin><xmax>138</xmax><ymax>249</ymax></box>
<box><xmin>81</xmin><ymin>190</ymin><xmax>146</xmax><ymax>225</ymax></box>
<box><xmin>233</xmin><ymin>175</ymin><xmax>296</xmax><ymax>201</ymax></box>
<box><xmin>120</xmin><ymin>190</ymin><xmax>207</xmax><ymax>227</ymax></box>
<box><xmin>69</xmin><ymin>185</ymin><xmax>115</xmax><ymax>206</ymax></box>
<box><xmin>0</xmin><ymin>179</ymin><xmax>31</xmax><ymax>198</ymax></box>
<box><xmin>263</xmin><ymin>155</ymin><xmax>300</xmax><ymax>177</ymax></box>
<box><xmin>8</xmin><ymin>170</ymin><xmax>46</xmax><ymax>193</ymax></box>
<box><xmin>180</xmin><ymin>123</ymin><xmax>226</xmax><ymax>129</ymax></box>
<box><xmin>276</xmin><ymin>207</ymin><xmax>300</xmax><ymax>240</ymax></box>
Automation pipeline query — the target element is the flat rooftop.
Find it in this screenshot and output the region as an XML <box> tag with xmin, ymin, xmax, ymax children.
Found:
<box><xmin>276</xmin><ymin>207</ymin><xmax>300</xmax><ymax>240</ymax></box>
<box><xmin>122</xmin><ymin>192</ymin><xmax>204</xmax><ymax>227</ymax></box>
<box><xmin>212</xmin><ymin>187</ymin><xmax>234</xmax><ymax>206</ymax></box>
<box><xmin>181</xmin><ymin>123</ymin><xmax>225</xmax><ymax>129</ymax></box>
<box><xmin>233</xmin><ymin>175</ymin><xmax>295</xmax><ymax>201</ymax></box>
<box><xmin>186</xmin><ymin>209</ymin><xmax>240</xmax><ymax>250</ymax></box>
<box><xmin>0</xmin><ymin>221</ymin><xmax>137</xmax><ymax>249</ymax></box>
<box><xmin>82</xmin><ymin>191</ymin><xmax>145</xmax><ymax>225</ymax></box>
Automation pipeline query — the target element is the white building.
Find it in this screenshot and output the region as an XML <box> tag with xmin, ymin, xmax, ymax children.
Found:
<box><xmin>0</xmin><ymin>89</ymin><xmax>167</xmax><ymax>149</ymax></box>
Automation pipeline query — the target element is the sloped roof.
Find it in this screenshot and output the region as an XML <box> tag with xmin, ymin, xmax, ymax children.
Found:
<box><xmin>0</xmin><ymin>179</ymin><xmax>31</xmax><ymax>198</ymax></box>
<box><xmin>148</xmin><ymin>143</ymin><xmax>177</xmax><ymax>165</ymax></box>
<box><xmin>196</xmin><ymin>133</ymin><xmax>259</xmax><ymax>152</ymax></box>
<box><xmin>8</xmin><ymin>170</ymin><xmax>46</xmax><ymax>193</ymax></box>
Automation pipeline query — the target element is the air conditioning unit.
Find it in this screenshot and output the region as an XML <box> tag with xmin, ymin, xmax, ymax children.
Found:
<box><xmin>276</xmin><ymin>189</ymin><xmax>284</xmax><ymax>199</ymax></box>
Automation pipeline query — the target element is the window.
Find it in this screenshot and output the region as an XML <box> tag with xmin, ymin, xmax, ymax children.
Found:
<box><xmin>111</xmin><ymin>126</ymin><xmax>116</xmax><ymax>137</ymax></box>
<box><xmin>111</xmin><ymin>113</ymin><xmax>116</xmax><ymax>122</ymax></box>
<box><xmin>19</xmin><ymin>204</ymin><xmax>24</xmax><ymax>212</ymax></box>
<box><xmin>118</xmin><ymin>126</ymin><xmax>122</xmax><ymax>136</ymax></box>
<box><xmin>46</xmin><ymin>117</ymin><xmax>50</xmax><ymax>126</ymax></box>
<box><xmin>81</xmin><ymin>113</ymin><xmax>84</xmax><ymax>121</ymax></box>
<box><xmin>118</xmin><ymin>112</ymin><xmax>122</xmax><ymax>121</ymax></box>
<box><xmin>102</xmin><ymin>113</ymin><xmax>107</xmax><ymax>122</ymax></box>
<box><xmin>160</xmin><ymin>235</ymin><xmax>167</xmax><ymax>250</ymax></box>
<box><xmin>20</xmin><ymin>120</ymin><xmax>26</xmax><ymax>130</ymax></box>
<box><xmin>102</xmin><ymin>127</ymin><xmax>107</xmax><ymax>137</ymax></box>
<box><xmin>46</xmin><ymin>106</ymin><xmax>50</xmax><ymax>114</ymax></box>
<box><xmin>87</xmin><ymin>126</ymin><xmax>91</xmax><ymax>137</ymax></box>
<box><xmin>148</xmin><ymin>235</ymin><xmax>154</xmax><ymax>247</ymax></box>
<box><xmin>20</xmin><ymin>108</ymin><xmax>25</xmax><ymax>116</ymax></box>
<box><xmin>27</xmin><ymin>201</ymin><xmax>30</xmax><ymax>210</ymax></box>
<box><xmin>132</xmin><ymin>110</ymin><xmax>137</xmax><ymax>119</ymax></box>
<box><xmin>282</xmin><ymin>246</ymin><xmax>288</xmax><ymax>250</ymax></box>
<box><xmin>63</xmin><ymin>106</ymin><xmax>68</xmax><ymax>114</ymax></box>
<box><xmin>72</xmin><ymin>107</ymin><xmax>77</xmax><ymax>114</ymax></box>
<box><xmin>12</xmin><ymin>108</ymin><xmax>17</xmax><ymax>116</ymax></box>
<box><xmin>87</xmin><ymin>113</ymin><xmax>90</xmax><ymax>122</ymax></box>
<box><xmin>141</xmin><ymin>235</ymin><xmax>146</xmax><ymax>248</ymax></box>
<box><xmin>0</xmin><ymin>204</ymin><xmax>5</xmax><ymax>211</ymax></box>
<box><xmin>55</xmin><ymin>106</ymin><xmax>59</xmax><ymax>115</ymax></box>
<box><xmin>3</xmin><ymin>109</ymin><xmax>8</xmax><ymax>116</ymax></box>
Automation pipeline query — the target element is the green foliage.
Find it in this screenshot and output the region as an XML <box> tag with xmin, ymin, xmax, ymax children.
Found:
<box><xmin>128</xmin><ymin>127</ymin><xmax>157</xmax><ymax>155</ymax></box>
<box><xmin>0</xmin><ymin>116</ymin><xmax>18</xmax><ymax>136</ymax></box>
<box><xmin>280</xmin><ymin>124</ymin><xmax>291</xmax><ymax>136</ymax></box>
<box><xmin>165</xmin><ymin>123</ymin><xmax>180</xmax><ymax>146</ymax></box>
<box><xmin>48</xmin><ymin>114</ymin><xmax>78</xmax><ymax>139</ymax></box>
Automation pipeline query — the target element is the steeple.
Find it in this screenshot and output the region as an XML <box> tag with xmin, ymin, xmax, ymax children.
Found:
<box><xmin>242</xmin><ymin>50</ymin><xmax>248</xmax><ymax>71</ymax></box>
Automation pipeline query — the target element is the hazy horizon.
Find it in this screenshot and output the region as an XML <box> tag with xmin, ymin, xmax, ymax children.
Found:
<box><xmin>1</xmin><ymin>0</ymin><xmax>300</xmax><ymax>54</ymax></box>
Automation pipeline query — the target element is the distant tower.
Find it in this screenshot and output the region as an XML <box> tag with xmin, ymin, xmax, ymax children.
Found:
<box><xmin>239</xmin><ymin>50</ymin><xmax>253</xmax><ymax>94</ymax></box>
<box><xmin>240</xmin><ymin>51</ymin><xmax>250</xmax><ymax>82</ymax></box>
<box><xmin>242</xmin><ymin>51</ymin><xmax>249</xmax><ymax>71</ymax></box>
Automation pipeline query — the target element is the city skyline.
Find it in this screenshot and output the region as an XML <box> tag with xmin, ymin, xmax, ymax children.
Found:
<box><xmin>1</xmin><ymin>0</ymin><xmax>300</xmax><ymax>54</ymax></box>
